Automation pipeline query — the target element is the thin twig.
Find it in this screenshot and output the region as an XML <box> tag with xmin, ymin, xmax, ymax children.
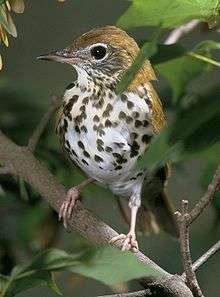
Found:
<box><xmin>192</xmin><ymin>240</ymin><xmax>220</xmax><ymax>273</ymax></box>
<box><xmin>28</xmin><ymin>95</ymin><xmax>62</xmax><ymax>152</ymax></box>
<box><xmin>98</xmin><ymin>289</ymin><xmax>149</xmax><ymax>297</ymax></box>
<box><xmin>181</xmin><ymin>240</ymin><xmax>220</xmax><ymax>280</ymax></box>
<box><xmin>164</xmin><ymin>20</ymin><xmax>200</xmax><ymax>44</ymax></box>
<box><xmin>175</xmin><ymin>200</ymin><xmax>204</xmax><ymax>297</ymax></box>
<box><xmin>187</xmin><ymin>166</ymin><xmax>220</xmax><ymax>225</ymax></box>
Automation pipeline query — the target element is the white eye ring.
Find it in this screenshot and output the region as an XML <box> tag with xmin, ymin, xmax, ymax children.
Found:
<box><xmin>89</xmin><ymin>43</ymin><xmax>108</xmax><ymax>61</ymax></box>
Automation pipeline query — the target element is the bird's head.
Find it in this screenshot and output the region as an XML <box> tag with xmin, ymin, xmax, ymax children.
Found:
<box><xmin>38</xmin><ymin>26</ymin><xmax>156</xmax><ymax>89</ymax></box>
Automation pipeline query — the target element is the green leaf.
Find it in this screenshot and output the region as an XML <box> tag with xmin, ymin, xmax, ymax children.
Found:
<box><xmin>10</xmin><ymin>0</ymin><xmax>25</xmax><ymax>14</ymax></box>
<box><xmin>193</xmin><ymin>40</ymin><xmax>220</xmax><ymax>54</ymax></box>
<box><xmin>117</xmin><ymin>0</ymin><xmax>220</xmax><ymax>29</ymax></box>
<box><xmin>155</xmin><ymin>40</ymin><xmax>220</xmax><ymax>102</ymax></box>
<box><xmin>151</xmin><ymin>43</ymin><xmax>186</xmax><ymax>65</ymax></box>
<box><xmin>3</xmin><ymin>271</ymin><xmax>61</xmax><ymax>297</ymax></box>
<box><xmin>169</xmin><ymin>89</ymin><xmax>220</xmax><ymax>146</ymax></box>
<box><xmin>0</xmin><ymin>247</ymin><xmax>163</xmax><ymax>296</ymax></box>
<box><xmin>156</xmin><ymin>55</ymin><xmax>205</xmax><ymax>102</ymax></box>
<box><xmin>0</xmin><ymin>7</ymin><xmax>17</xmax><ymax>37</ymax></box>
<box><xmin>116</xmin><ymin>29</ymin><xmax>161</xmax><ymax>94</ymax></box>
<box><xmin>70</xmin><ymin>246</ymin><xmax>162</xmax><ymax>285</ymax></box>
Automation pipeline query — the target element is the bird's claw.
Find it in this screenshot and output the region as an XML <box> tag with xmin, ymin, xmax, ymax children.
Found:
<box><xmin>109</xmin><ymin>232</ymin><xmax>139</xmax><ymax>252</ymax></box>
<box><xmin>59</xmin><ymin>187</ymin><xmax>80</xmax><ymax>229</ymax></box>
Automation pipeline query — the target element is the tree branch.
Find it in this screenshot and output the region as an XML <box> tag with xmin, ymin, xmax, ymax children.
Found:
<box><xmin>175</xmin><ymin>201</ymin><xmax>203</xmax><ymax>297</ymax></box>
<box><xmin>184</xmin><ymin>240</ymin><xmax>220</xmax><ymax>276</ymax></box>
<box><xmin>98</xmin><ymin>289</ymin><xmax>150</xmax><ymax>297</ymax></box>
<box><xmin>28</xmin><ymin>95</ymin><xmax>62</xmax><ymax>152</ymax></box>
<box><xmin>0</xmin><ymin>129</ymin><xmax>193</xmax><ymax>297</ymax></box>
<box><xmin>187</xmin><ymin>166</ymin><xmax>220</xmax><ymax>225</ymax></box>
<box><xmin>164</xmin><ymin>20</ymin><xmax>200</xmax><ymax>44</ymax></box>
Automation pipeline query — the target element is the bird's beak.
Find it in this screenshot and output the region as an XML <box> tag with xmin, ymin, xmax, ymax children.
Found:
<box><xmin>37</xmin><ymin>48</ymin><xmax>77</xmax><ymax>64</ymax></box>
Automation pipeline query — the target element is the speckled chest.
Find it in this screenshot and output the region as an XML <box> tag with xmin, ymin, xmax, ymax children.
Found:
<box><xmin>56</xmin><ymin>79</ymin><xmax>153</xmax><ymax>193</ymax></box>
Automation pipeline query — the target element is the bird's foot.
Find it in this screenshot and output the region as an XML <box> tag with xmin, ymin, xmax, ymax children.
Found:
<box><xmin>109</xmin><ymin>232</ymin><xmax>139</xmax><ymax>252</ymax></box>
<box><xmin>59</xmin><ymin>187</ymin><xmax>80</xmax><ymax>229</ymax></box>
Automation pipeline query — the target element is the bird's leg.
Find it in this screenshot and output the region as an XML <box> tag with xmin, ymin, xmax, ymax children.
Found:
<box><xmin>110</xmin><ymin>196</ymin><xmax>140</xmax><ymax>252</ymax></box>
<box><xmin>59</xmin><ymin>177</ymin><xmax>94</xmax><ymax>228</ymax></box>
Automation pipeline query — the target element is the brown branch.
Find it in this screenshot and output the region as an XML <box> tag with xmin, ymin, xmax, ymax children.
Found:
<box><xmin>98</xmin><ymin>289</ymin><xmax>149</xmax><ymax>297</ymax></box>
<box><xmin>187</xmin><ymin>166</ymin><xmax>220</xmax><ymax>225</ymax></box>
<box><xmin>175</xmin><ymin>201</ymin><xmax>203</xmax><ymax>296</ymax></box>
<box><xmin>28</xmin><ymin>95</ymin><xmax>62</xmax><ymax>152</ymax></box>
<box><xmin>164</xmin><ymin>20</ymin><xmax>200</xmax><ymax>44</ymax></box>
<box><xmin>0</xmin><ymin>130</ymin><xmax>193</xmax><ymax>297</ymax></box>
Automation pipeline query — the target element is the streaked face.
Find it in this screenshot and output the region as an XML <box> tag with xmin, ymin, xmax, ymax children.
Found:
<box><xmin>37</xmin><ymin>26</ymin><xmax>139</xmax><ymax>80</ymax></box>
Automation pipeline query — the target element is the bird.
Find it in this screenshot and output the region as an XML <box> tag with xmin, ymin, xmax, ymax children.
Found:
<box><xmin>38</xmin><ymin>25</ymin><xmax>178</xmax><ymax>251</ymax></box>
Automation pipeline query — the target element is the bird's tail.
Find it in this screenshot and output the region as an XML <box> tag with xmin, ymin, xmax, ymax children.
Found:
<box><xmin>118</xmin><ymin>166</ymin><xmax>179</xmax><ymax>238</ymax></box>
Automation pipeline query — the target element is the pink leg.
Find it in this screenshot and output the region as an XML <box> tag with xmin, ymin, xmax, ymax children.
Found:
<box><xmin>109</xmin><ymin>205</ymin><xmax>139</xmax><ymax>252</ymax></box>
<box><xmin>59</xmin><ymin>177</ymin><xmax>93</xmax><ymax>228</ymax></box>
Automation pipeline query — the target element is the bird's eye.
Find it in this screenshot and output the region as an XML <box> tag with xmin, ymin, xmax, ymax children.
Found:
<box><xmin>90</xmin><ymin>45</ymin><xmax>107</xmax><ymax>60</ymax></box>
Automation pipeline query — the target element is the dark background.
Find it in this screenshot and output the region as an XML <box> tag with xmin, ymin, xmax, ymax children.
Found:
<box><xmin>0</xmin><ymin>1</ymin><xmax>219</xmax><ymax>296</ymax></box>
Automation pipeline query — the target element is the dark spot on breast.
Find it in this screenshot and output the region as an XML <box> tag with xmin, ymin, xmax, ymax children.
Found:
<box><xmin>66</xmin><ymin>82</ymin><xmax>75</xmax><ymax>90</ymax></box>
<box><xmin>78</xmin><ymin>141</ymin><xmax>84</xmax><ymax>149</ymax></box>
<box><xmin>102</xmin><ymin>103</ymin><xmax>113</xmax><ymax>117</ymax></box>
<box><xmin>132</xmin><ymin>111</ymin><xmax>140</xmax><ymax>118</ymax></box>
<box><xmin>115</xmin><ymin>165</ymin><xmax>122</xmax><ymax>170</ymax></box>
<box><xmin>130</xmin><ymin>176</ymin><xmax>137</xmax><ymax>181</ymax></box>
<box><xmin>131</xmin><ymin>132</ymin><xmax>138</xmax><ymax>140</ymax></box>
<box><xmin>121</xmin><ymin>94</ymin><xmax>128</xmax><ymax>102</ymax></box>
<box><xmin>82</xmin><ymin>159</ymin><xmax>89</xmax><ymax>166</ymax></box>
<box><xmin>142</xmin><ymin>134</ymin><xmax>152</xmax><ymax>143</ymax></box>
<box><xmin>63</xmin><ymin>119</ymin><xmax>68</xmax><ymax>132</ymax></box>
<box><xmin>65</xmin><ymin>140</ymin><xmax>70</xmax><ymax>148</ymax></box>
<box><xmin>82</xmin><ymin>97</ymin><xmax>89</xmax><ymax>105</ymax></box>
<box><xmin>137</xmin><ymin>172</ymin><xmax>144</xmax><ymax>177</ymax></box>
<box><xmin>119</xmin><ymin>111</ymin><xmax>126</xmax><ymax>119</ymax></box>
<box><xmin>130</xmin><ymin>140</ymin><xmax>140</xmax><ymax>158</ymax></box>
<box><xmin>81</xmin><ymin>125</ymin><xmax>88</xmax><ymax>133</ymax></box>
<box><xmin>117</xmin><ymin>156</ymin><xmax>127</xmax><ymax>164</ymax></box>
<box><xmin>93</xmin><ymin>115</ymin><xmax>100</xmax><ymax>122</ymax></box>
<box><xmin>105</xmin><ymin>146</ymin><xmax>113</xmax><ymax>153</ymax></box>
<box><xmin>83</xmin><ymin>151</ymin><xmax>90</xmax><ymax>158</ymax></box>
<box><xmin>80</xmin><ymin>86</ymin><xmax>87</xmax><ymax>92</ymax></box>
<box><xmin>75</xmin><ymin>125</ymin><xmax>80</xmax><ymax>133</ymax></box>
<box><xmin>126</xmin><ymin>116</ymin><xmax>133</xmax><ymax>124</ymax></box>
<box><xmin>80</xmin><ymin>105</ymin><xmax>86</xmax><ymax>112</ymax></box>
<box><xmin>143</xmin><ymin>120</ymin><xmax>149</xmax><ymax>127</ymax></box>
<box><xmin>105</xmin><ymin>119</ymin><xmax>112</xmax><ymax>127</ymax></box>
<box><xmin>71</xmin><ymin>149</ymin><xmax>77</xmax><ymax>157</ymax></box>
<box><xmin>127</xmin><ymin>101</ymin><xmax>134</xmax><ymax>109</ymax></box>
<box><xmin>114</xmin><ymin>142</ymin><xmax>125</xmax><ymax>148</ymax></box>
<box><xmin>135</xmin><ymin>120</ymin><xmax>142</xmax><ymax>128</ymax></box>
<box><xmin>113</xmin><ymin>152</ymin><xmax>121</xmax><ymax>159</ymax></box>
<box><xmin>94</xmin><ymin>155</ymin><xmax>104</xmax><ymax>162</ymax></box>
<box><xmin>97</xmin><ymin>139</ymin><xmax>104</xmax><ymax>146</ymax></box>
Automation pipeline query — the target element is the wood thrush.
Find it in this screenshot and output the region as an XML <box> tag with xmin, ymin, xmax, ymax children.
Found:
<box><xmin>38</xmin><ymin>26</ymin><xmax>178</xmax><ymax>251</ymax></box>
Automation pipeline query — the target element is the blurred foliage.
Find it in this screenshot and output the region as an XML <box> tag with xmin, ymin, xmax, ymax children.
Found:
<box><xmin>117</xmin><ymin>0</ymin><xmax>220</xmax><ymax>29</ymax></box>
<box><xmin>0</xmin><ymin>0</ymin><xmax>25</xmax><ymax>69</ymax></box>
<box><xmin>0</xmin><ymin>0</ymin><xmax>220</xmax><ymax>296</ymax></box>
<box><xmin>0</xmin><ymin>246</ymin><xmax>162</xmax><ymax>296</ymax></box>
